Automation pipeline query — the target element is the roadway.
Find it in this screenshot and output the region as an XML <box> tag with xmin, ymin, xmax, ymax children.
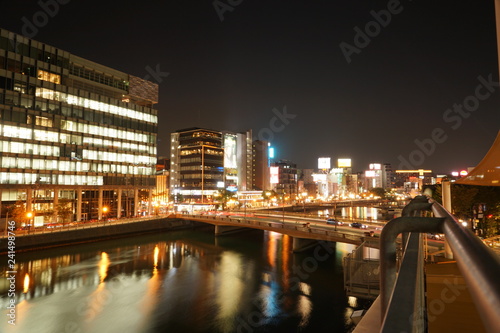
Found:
<box><xmin>1</xmin><ymin>211</ymin><xmax>447</xmax><ymax>251</ymax></box>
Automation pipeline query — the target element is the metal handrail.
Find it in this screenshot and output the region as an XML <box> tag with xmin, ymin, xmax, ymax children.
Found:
<box><xmin>381</xmin><ymin>232</ymin><xmax>426</xmax><ymax>332</ymax></box>
<box><xmin>380</xmin><ymin>215</ymin><xmax>443</xmax><ymax>329</ymax></box>
<box><xmin>379</xmin><ymin>196</ymin><xmax>500</xmax><ymax>333</ymax></box>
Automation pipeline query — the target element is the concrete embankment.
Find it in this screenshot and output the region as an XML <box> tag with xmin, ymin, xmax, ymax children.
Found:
<box><xmin>0</xmin><ymin>217</ymin><xmax>196</xmax><ymax>253</ymax></box>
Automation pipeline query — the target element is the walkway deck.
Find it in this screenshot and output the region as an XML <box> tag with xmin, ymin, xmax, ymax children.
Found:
<box><xmin>353</xmin><ymin>260</ymin><xmax>488</xmax><ymax>332</ymax></box>
<box><xmin>425</xmin><ymin>261</ymin><xmax>486</xmax><ymax>333</ymax></box>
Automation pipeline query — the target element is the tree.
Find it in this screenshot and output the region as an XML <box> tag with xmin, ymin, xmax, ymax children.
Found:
<box><xmin>369</xmin><ymin>188</ymin><xmax>386</xmax><ymax>199</ymax></box>
<box><xmin>56</xmin><ymin>199</ymin><xmax>74</xmax><ymax>225</ymax></box>
<box><xmin>138</xmin><ymin>189</ymin><xmax>150</xmax><ymax>202</ymax></box>
<box><xmin>9</xmin><ymin>200</ymin><xmax>30</xmax><ymax>228</ymax></box>
<box><xmin>451</xmin><ymin>185</ymin><xmax>479</xmax><ymax>220</ymax></box>
<box><xmin>262</xmin><ymin>190</ymin><xmax>277</xmax><ymax>207</ymax></box>
<box><xmin>215</xmin><ymin>189</ymin><xmax>236</xmax><ymax>210</ymax></box>
<box><xmin>170</xmin><ymin>193</ymin><xmax>184</xmax><ymax>203</ymax></box>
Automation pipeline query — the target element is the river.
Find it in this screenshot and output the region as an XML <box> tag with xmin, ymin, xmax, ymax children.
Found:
<box><xmin>1</xmin><ymin>227</ymin><xmax>371</xmax><ymax>333</ymax></box>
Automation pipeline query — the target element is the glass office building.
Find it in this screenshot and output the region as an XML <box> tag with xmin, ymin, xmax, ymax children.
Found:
<box><xmin>0</xmin><ymin>28</ymin><xmax>158</xmax><ymax>224</ymax></box>
<box><xmin>170</xmin><ymin>128</ymin><xmax>224</xmax><ymax>203</ymax></box>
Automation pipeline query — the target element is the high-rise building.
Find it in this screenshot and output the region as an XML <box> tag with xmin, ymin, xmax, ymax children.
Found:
<box><xmin>252</xmin><ymin>140</ymin><xmax>270</xmax><ymax>191</ymax></box>
<box><xmin>0</xmin><ymin>28</ymin><xmax>158</xmax><ymax>224</ymax></box>
<box><xmin>170</xmin><ymin>128</ymin><xmax>224</xmax><ymax>203</ymax></box>
<box><xmin>237</xmin><ymin>130</ymin><xmax>253</xmax><ymax>191</ymax></box>
<box><xmin>271</xmin><ymin>160</ymin><xmax>298</xmax><ymax>200</ymax></box>
<box><xmin>382</xmin><ymin>163</ymin><xmax>395</xmax><ymax>189</ymax></box>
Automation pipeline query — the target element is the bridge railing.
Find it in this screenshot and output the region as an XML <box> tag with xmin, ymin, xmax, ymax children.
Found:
<box><xmin>184</xmin><ymin>213</ymin><xmax>372</xmax><ymax>245</ymax></box>
<box><xmin>377</xmin><ymin>196</ymin><xmax>500</xmax><ymax>333</ymax></box>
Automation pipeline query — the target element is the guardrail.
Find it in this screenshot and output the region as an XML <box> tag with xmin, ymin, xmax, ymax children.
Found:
<box><xmin>182</xmin><ymin>213</ymin><xmax>373</xmax><ymax>245</ymax></box>
<box><xmin>1</xmin><ymin>215</ymin><xmax>167</xmax><ymax>238</ymax></box>
<box><xmin>378</xmin><ymin>196</ymin><xmax>500</xmax><ymax>333</ymax></box>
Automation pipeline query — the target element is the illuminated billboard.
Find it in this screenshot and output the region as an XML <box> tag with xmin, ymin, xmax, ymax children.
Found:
<box><xmin>318</xmin><ymin>157</ymin><xmax>331</xmax><ymax>169</ymax></box>
<box><xmin>270</xmin><ymin>166</ymin><xmax>279</xmax><ymax>184</ymax></box>
<box><xmin>369</xmin><ymin>163</ymin><xmax>381</xmax><ymax>170</ymax></box>
<box><xmin>224</xmin><ymin>134</ymin><xmax>237</xmax><ymax>169</ymax></box>
<box><xmin>338</xmin><ymin>158</ymin><xmax>352</xmax><ymax>168</ymax></box>
<box><xmin>365</xmin><ymin>170</ymin><xmax>376</xmax><ymax>177</ymax></box>
<box><xmin>313</xmin><ymin>174</ymin><xmax>327</xmax><ymax>182</ymax></box>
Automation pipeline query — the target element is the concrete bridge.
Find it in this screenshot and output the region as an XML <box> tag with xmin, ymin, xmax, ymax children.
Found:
<box><xmin>173</xmin><ymin>213</ymin><xmax>379</xmax><ymax>252</ymax></box>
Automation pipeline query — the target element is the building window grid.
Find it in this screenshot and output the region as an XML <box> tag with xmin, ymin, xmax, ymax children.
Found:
<box><xmin>36</xmin><ymin>88</ymin><xmax>157</xmax><ymax>124</ymax></box>
<box><xmin>0</xmin><ymin>33</ymin><xmax>157</xmax><ymax>189</ymax></box>
<box><xmin>0</xmin><ymin>156</ymin><xmax>155</xmax><ymax>176</ymax></box>
<box><xmin>1</xmin><ymin>122</ymin><xmax>154</xmax><ymax>147</ymax></box>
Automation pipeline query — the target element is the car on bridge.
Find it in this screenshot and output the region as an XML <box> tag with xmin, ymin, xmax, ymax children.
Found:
<box><xmin>350</xmin><ymin>222</ymin><xmax>368</xmax><ymax>229</ymax></box>
<box><xmin>326</xmin><ymin>218</ymin><xmax>343</xmax><ymax>226</ymax></box>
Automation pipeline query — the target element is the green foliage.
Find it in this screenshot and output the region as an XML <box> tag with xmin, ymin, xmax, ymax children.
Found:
<box><xmin>261</xmin><ymin>190</ymin><xmax>277</xmax><ymax>201</ymax></box>
<box><xmin>170</xmin><ymin>193</ymin><xmax>184</xmax><ymax>203</ymax></box>
<box><xmin>56</xmin><ymin>198</ymin><xmax>74</xmax><ymax>224</ymax></box>
<box><xmin>369</xmin><ymin>188</ymin><xmax>386</xmax><ymax>199</ymax></box>
<box><xmin>8</xmin><ymin>200</ymin><xmax>29</xmax><ymax>227</ymax></box>
<box><xmin>138</xmin><ymin>189</ymin><xmax>150</xmax><ymax>201</ymax></box>
<box><xmin>483</xmin><ymin>217</ymin><xmax>499</xmax><ymax>238</ymax></box>
<box><xmin>215</xmin><ymin>189</ymin><xmax>236</xmax><ymax>210</ymax></box>
<box><xmin>451</xmin><ymin>185</ymin><xmax>479</xmax><ymax>219</ymax></box>
<box><xmin>450</xmin><ymin>185</ymin><xmax>500</xmax><ymax>237</ymax></box>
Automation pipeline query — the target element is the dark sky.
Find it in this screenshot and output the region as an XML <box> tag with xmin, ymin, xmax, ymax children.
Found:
<box><xmin>1</xmin><ymin>0</ymin><xmax>499</xmax><ymax>173</ymax></box>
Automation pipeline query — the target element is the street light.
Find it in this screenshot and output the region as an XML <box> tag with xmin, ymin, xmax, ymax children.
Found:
<box><xmin>4</xmin><ymin>210</ymin><xmax>9</xmax><ymax>237</ymax></box>
<box><xmin>26</xmin><ymin>211</ymin><xmax>33</xmax><ymax>233</ymax></box>
<box><xmin>102</xmin><ymin>206</ymin><xmax>109</xmax><ymax>222</ymax></box>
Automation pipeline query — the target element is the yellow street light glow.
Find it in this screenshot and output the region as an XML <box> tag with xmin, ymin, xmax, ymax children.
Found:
<box><xmin>26</xmin><ymin>212</ymin><xmax>33</xmax><ymax>218</ymax></box>
<box><xmin>102</xmin><ymin>206</ymin><xmax>109</xmax><ymax>213</ymax></box>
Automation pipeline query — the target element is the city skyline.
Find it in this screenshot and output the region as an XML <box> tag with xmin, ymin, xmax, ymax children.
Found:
<box><xmin>0</xmin><ymin>0</ymin><xmax>499</xmax><ymax>173</ymax></box>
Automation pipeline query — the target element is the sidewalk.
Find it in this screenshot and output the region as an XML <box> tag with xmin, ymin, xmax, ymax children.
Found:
<box><xmin>425</xmin><ymin>261</ymin><xmax>486</xmax><ymax>333</ymax></box>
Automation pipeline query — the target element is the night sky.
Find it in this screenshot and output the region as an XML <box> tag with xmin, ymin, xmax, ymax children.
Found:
<box><xmin>1</xmin><ymin>0</ymin><xmax>499</xmax><ymax>173</ymax></box>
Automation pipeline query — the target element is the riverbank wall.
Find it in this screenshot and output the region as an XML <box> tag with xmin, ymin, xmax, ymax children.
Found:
<box><xmin>0</xmin><ymin>217</ymin><xmax>197</xmax><ymax>253</ymax></box>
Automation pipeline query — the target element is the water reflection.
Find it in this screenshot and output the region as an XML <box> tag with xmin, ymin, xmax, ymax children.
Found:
<box><xmin>317</xmin><ymin>206</ymin><xmax>386</xmax><ymax>221</ymax></box>
<box><xmin>22</xmin><ymin>274</ymin><xmax>30</xmax><ymax>294</ymax></box>
<box><xmin>1</xmin><ymin>230</ymin><xmax>366</xmax><ymax>333</ymax></box>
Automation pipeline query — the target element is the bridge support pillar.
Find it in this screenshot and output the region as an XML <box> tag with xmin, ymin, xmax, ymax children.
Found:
<box><xmin>214</xmin><ymin>225</ymin><xmax>247</xmax><ymax>236</ymax></box>
<box><xmin>292</xmin><ymin>237</ymin><xmax>318</xmax><ymax>253</ymax></box>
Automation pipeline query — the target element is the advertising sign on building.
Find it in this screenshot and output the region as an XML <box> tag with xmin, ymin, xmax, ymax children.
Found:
<box><xmin>270</xmin><ymin>166</ymin><xmax>279</xmax><ymax>184</ymax></box>
<box><xmin>318</xmin><ymin>157</ymin><xmax>331</xmax><ymax>169</ymax></box>
<box><xmin>338</xmin><ymin>158</ymin><xmax>352</xmax><ymax>168</ymax></box>
<box><xmin>224</xmin><ymin>134</ymin><xmax>237</xmax><ymax>169</ymax></box>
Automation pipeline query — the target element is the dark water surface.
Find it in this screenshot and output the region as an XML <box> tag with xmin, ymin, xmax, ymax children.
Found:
<box><xmin>1</xmin><ymin>228</ymin><xmax>369</xmax><ymax>333</ymax></box>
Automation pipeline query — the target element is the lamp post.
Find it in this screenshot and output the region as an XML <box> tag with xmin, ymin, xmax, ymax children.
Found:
<box><xmin>282</xmin><ymin>195</ymin><xmax>285</xmax><ymax>224</ymax></box>
<box><xmin>4</xmin><ymin>210</ymin><xmax>9</xmax><ymax>237</ymax></box>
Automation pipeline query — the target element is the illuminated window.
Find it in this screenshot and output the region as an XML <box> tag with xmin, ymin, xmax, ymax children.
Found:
<box><xmin>35</xmin><ymin>116</ymin><xmax>53</xmax><ymax>127</ymax></box>
<box><xmin>37</xmin><ymin>70</ymin><xmax>61</xmax><ymax>84</ymax></box>
<box><xmin>3</xmin><ymin>125</ymin><xmax>32</xmax><ymax>139</ymax></box>
<box><xmin>35</xmin><ymin>88</ymin><xmax>157</xmax><ymax>124</ymax></box>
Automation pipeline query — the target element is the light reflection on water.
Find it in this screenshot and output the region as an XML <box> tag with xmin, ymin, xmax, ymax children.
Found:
<box><xmin>316</xmin><ymin>206</ymin><xmax>386</xmax><ymax>221</ymax></box>
<box><xmin>0</xmin><ymin>229</ymin><xmax>368</xmax><ymax>333</ymax></box>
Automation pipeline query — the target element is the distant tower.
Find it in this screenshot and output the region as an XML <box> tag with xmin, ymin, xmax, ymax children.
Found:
<box><xmin>252</xmin><ymin>140</ymin><xmax>271</xmax><ymax>190</ymax></box>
